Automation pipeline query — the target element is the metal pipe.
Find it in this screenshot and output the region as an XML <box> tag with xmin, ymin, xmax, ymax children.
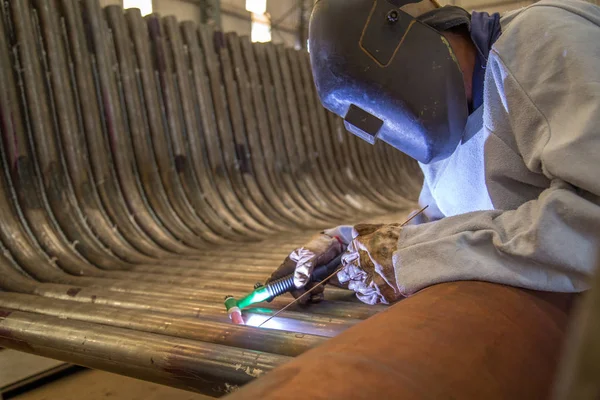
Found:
<box><xmin>226</xmin><ymin>282</ymin><xmax>574</xmax><ymax>400</ymax></box>
<box><xmin>0</xmin><ymin>307</ymin><xmax>290</xmax><ymax>396</ymax></box>
<box><xmin>0</xmin><ymin>293</ymin><xmax>326</xmax><ymax>356</ymax></box>
<box><xmin>0</xmin><ymin>0</ymin><xmax>421</xmax><ymax>395</ymax></box>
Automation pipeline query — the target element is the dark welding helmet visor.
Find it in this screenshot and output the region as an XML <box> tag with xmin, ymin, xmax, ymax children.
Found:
<box><xmin>309</xmin><ymin>0</ymin><xmax>469</xmax><ymax>164</ymax></box>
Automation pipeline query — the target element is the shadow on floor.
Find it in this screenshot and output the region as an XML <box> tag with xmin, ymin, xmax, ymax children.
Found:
<box><xmin>8</xmin><ymin>368</ymin><xmax>213</xmax><ymax>400</ymax></box>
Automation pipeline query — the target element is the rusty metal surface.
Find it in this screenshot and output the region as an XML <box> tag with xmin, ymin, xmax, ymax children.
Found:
<box><xmin>226</xmin><ymin>282</ymin><xmax>574</xmax><ymax>400</ymax></box>
<box><xmin>0</xmin><ymin>0</ymin><xmax>421</xmax><ymax>396</ymax></box>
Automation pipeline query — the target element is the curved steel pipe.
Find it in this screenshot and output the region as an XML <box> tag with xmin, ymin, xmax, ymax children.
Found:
<box><xmin>0</xmin><ymin>0</ymin><xmax>421</xmax><ymax>396</ymax></box>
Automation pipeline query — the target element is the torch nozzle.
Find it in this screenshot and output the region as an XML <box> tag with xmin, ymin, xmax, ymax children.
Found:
<box><xmin>224</xmin><ymin>296</ymin><xmax>245</xmax><ymax>325</ymax></box>
<box><xmin>223</xmin><ymin>253</ymin><xmax>344</xmax><ymax>324</ymax></box>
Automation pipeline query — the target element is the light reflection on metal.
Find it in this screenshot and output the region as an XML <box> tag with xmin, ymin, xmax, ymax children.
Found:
<box><xmin>246</xmin><ymin>314</ymin><xmax>284</xmax><ymax>330</ymax></box>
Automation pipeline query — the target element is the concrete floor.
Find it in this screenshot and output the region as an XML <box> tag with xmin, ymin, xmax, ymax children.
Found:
<box><xmin>12</xmin><ymin>369</ymin><xmax>213</xmax><ymax>400</ymax></box>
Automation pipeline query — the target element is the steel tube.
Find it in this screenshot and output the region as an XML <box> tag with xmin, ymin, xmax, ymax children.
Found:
<box><xmin>226</xmin><ymin>282</ymin><xmax>574</xmax><ymax>400</ymax></box>
<box><xmin>0</xmin><ymin>308</ymin><xmax>290</xmax><ymax>396</ymax></box>
<box><xmin>0</xmin><ymin>0</ymin><xmax>421</xmax><ymax>395</ymax></box>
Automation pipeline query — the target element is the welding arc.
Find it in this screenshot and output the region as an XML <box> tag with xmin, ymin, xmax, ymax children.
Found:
<box><xmin>257</xmin><ymin>206</ymin><xmax>429</xmax><ymax>328</ymax></box>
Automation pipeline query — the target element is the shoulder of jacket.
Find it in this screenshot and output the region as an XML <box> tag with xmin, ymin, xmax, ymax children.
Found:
<box><xmin>498</xmin><ymin>0</ymin><xmax>600</xmax><ymax>39</ymax></box>
<box><xmin>492</xmin><ymin>0</ymin><xmax>600</xmax><ymax>74</ymax></box>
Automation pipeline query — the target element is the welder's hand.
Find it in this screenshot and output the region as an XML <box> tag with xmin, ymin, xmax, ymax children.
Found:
<box><xmin>266</xmin><ymin>226</ymin><xmax>353</xmax><ymax>304</ymax></box>
<box><xmin>338</xmin><ymin>223</ymin><xmax>403</xmax><ymax>305</ymax></box>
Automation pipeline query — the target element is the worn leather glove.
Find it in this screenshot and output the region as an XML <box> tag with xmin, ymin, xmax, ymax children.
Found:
<box><xmin>338</xmin><ymin>223</ymin><xmax>404</xmax><ymax>305</ymax></box>
<box><xmin>266</xmin><ymin>226</ymin><xmax>353</xmax><ymax>304</ymax></box>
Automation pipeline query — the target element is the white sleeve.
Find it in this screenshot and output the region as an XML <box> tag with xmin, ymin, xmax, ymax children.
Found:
<box><xmin>392</xmin><ymin>4</ymin><xmax>600</xmax><ymax>296</ymax></box>
<box><xmin>395</xmin><ymin>180</ymin><xmax>596</xmax><ymax>295</ymax></box>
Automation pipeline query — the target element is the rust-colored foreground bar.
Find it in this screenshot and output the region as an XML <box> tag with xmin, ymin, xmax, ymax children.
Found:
<box><xmin>226</xmin><ymin>282</ymin><xmax>574</xmax><ymax>400</ymax></box>
<box><xmin>0</xmin><ymin>0</ymin><xmax>420</xmax><ymax>396</ymax></box>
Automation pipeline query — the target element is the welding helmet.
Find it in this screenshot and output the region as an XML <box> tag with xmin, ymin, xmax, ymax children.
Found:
<box><xmin>309</xmin><ymin>0</ymin><xmax>469</xmax><ymax>164</ymax></box>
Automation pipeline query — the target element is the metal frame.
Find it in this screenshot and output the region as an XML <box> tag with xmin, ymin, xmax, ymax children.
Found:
<box><xmin>0</xmin><ymin>0</ymin><xmax>419</xmax><ymax>396</ymax></box>
<box><xmin>0</xmin><ymin>0</ymin><xmax>596</xmax><ymax>397</ymax></box>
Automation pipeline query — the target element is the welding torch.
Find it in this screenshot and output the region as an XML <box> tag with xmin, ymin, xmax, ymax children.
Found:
<box><xmin>224</xmin><ymin>253</ymin><xmax>344</xmax><ymax>325</ymax></box>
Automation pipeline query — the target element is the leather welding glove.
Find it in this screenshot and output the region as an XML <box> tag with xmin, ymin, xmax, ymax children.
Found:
<box><xmin>338</xmin><ymin>223</ymin><xmax>404</xmax><ymax>305</ymax></box>
<box><xmin>266</xmin><ymin>226</ymin><xmax>353</xmax><ymax>304</ymax></box>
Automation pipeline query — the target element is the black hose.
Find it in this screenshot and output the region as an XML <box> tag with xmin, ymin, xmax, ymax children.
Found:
<box><xmin>265</xmin><ymin>253</ymin><xmax>344</xmax><ymax>300</ymax></box>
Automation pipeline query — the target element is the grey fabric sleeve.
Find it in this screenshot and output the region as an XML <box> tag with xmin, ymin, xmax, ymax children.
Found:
<box><xmin>395</xmin><ymin>180</ymin><xmax>595</xmax><ymax>295</ymax></box>
<box><xmin>393</xmin><ymin>3</ymin><xmax>600</xmax><ymax>296</ymax></box>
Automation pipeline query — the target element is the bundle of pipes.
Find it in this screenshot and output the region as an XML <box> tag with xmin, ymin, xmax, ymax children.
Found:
<box><xmin>0</xmin><ymin>0</ymin><xmax>422</xmax><ymax>396</ymax></box>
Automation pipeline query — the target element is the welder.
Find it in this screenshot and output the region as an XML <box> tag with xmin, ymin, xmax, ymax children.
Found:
<box><xmin>267</xmin><ymin>0</ymin><xmax>600</xmax><ymax>305</ymax></box>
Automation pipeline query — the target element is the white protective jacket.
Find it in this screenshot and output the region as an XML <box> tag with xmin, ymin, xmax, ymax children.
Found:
<box><xmin>397</xmin><ymin>0</ymin><xmax>600</xmax><ymax>296</ymax></box>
